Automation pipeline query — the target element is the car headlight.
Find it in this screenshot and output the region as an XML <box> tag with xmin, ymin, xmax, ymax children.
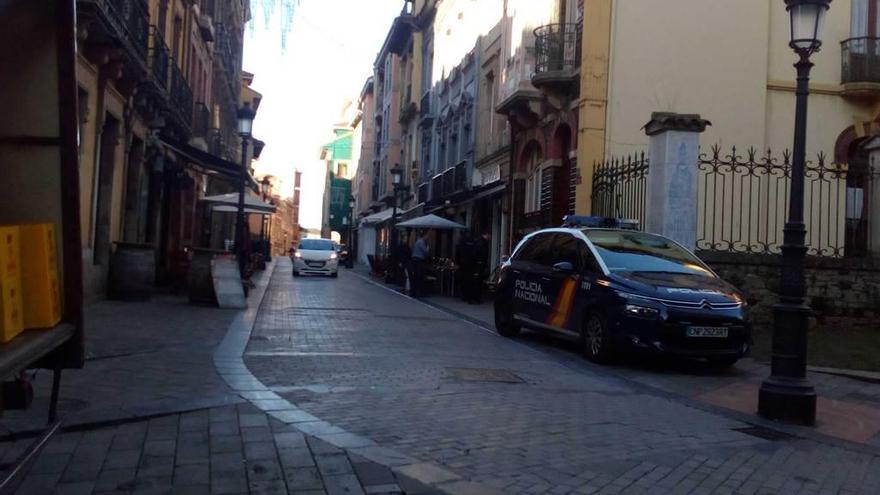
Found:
<box><xmin>624</xmin><ymin>304</ymin><xmax>660</xmax><ymax>319</ymax></box>
<box><xmin>294</xmin><ymin>252</ymin><xmax>302</xmax><ymax>258</ymax></box>
<box><xmin>330</xmin><ymin>252</ymin><xmax>338</xmax><ymax>260</ymax></box>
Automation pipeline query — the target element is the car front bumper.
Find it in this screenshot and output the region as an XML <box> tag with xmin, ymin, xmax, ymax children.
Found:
<box><xmin>294</xmin><ymin>258</ymin><xmax>339</xmax><ymax>275</ymax></box>
<box><xmin>610</xmin><ymin>308</ymin><xmax>751</xmax><ymax>359</ymax></box>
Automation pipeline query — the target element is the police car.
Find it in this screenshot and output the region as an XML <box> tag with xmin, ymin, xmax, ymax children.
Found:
<box><xmin>494</xmin><ymin>216</ymin><xmax>750</xmax><ymax>367</ymax></box>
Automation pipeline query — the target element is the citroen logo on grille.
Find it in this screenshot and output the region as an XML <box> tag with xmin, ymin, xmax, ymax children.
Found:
<box><xmin>700</xmin><ymin>300</ymin><xmax>714</xmax><ymax>309</ymax></box>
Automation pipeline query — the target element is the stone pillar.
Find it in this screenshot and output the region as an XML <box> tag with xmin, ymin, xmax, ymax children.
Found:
<box><xmin>864</xmin><ymin>136</ymin><xmax>880</xmax><ymax>258</ymax></box>
<box><xmin>643</xmin><ymin>112</ymin><xmax>711</xmax><ymax>251</ymax></box>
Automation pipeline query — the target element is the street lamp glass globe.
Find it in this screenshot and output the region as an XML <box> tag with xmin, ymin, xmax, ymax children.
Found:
<box><xmin>237</xmin><ymin>104</ymin><xmax>256</xmax><ymax>137</ymax></box>
<box><xmin>390</xmin><ymin>164</ymin><xmax>403</xmax><ymax>185</ymax></box>
<box><xmin>786</xmin><ymin>0</ymin><xmax>830</xmax><ymax>53</ymax></box>
<box><xmin>261</xmin><ymin>177</ymin><xmax>271</xmax><ymax>195</ymax></box>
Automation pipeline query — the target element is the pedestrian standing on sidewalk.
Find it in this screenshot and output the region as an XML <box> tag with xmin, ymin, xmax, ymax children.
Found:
<box><xmin>466</xmin><ymin>232</ymin><xmax>490</xmax><ymax>304</ymax></box>
<box><xmin>455</xmin><ymin>232</ymin><xmax>475</xmax><ymax>301</ymax></box>
<box><xmin>411</xmin><ymin>230</ymin><xmax>430</xmax><ymax>298</ymax></box>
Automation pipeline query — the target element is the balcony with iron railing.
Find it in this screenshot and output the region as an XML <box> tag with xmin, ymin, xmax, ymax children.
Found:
<box><xmin>169</xmin><ymin>61</ymin><xmax>194</xmax><ymax>130</ymax></box>
<box><xmin>193</xmin><ymin>102</ymin><xmax>211</xmax><ymax>138</ymax></box>
<box><xmin>78</xmin><ymin>0</ymin><xmax>149</xmax><ymax>63</ymax></box>
<box><xmin>148</xmin><ymin>26</ymin><xmax>170</xmax><ymax>90</ymax></box>
<box><xmin>419</xmin><ymin>92</ymin><xmax>433</xmax><ymax>126</ymax></box>
<box><xmin>453</xmin><ymin>160</ymin><xmax>468</xmax><ymax>192</ymax></box>
<box><xmin>532</xmin><ymin>23</ymin><xmax>581</xmax><ymax>92</ymax></box>
<box><xmin>107</xmin><ymin>0</ymin><xmax>149</xmax><ymax>59</ymax></box>
<box><xmin>841</xmin><ymin>37</ymin><xmax>880</xmax><ymax>97</ymax></box>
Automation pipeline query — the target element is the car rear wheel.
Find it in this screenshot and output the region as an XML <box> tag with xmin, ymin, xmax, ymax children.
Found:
<box><xmin>581</xmin><ymin>312</ymin><xmax>613</xmax><ymax>364</ymax></box>
<box><xmin>494</xmin><ymin>299</ymin><xmax>520</xmax><ymax>338</ymax></box>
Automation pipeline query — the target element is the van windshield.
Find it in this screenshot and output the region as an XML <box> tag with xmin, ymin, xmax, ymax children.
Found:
<box><xmin>298</xmin><ymin>239</ymin><xmax>335</xmax><ymax>251</ymax></box>
<box><xmin>585</xmin><ymin>231</ymin><xmax>713</xmax><ymax>276</ymax></box>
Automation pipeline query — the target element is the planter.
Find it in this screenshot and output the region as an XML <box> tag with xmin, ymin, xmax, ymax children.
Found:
<box><xmin>109</xmin><ymin>242</ymin><xmax>156</xmax><ymax>301</ymax></box>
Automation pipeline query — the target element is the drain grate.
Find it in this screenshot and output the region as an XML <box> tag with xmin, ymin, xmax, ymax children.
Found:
<box><xmin>446</xmin><ymin>368</ymin><xmax>524</xmax><ymax>383</ymax></box>
<box><xmin>731</xmin><ymin>425</ymin><xmax>798</xmax><ymax>442</ymax></box>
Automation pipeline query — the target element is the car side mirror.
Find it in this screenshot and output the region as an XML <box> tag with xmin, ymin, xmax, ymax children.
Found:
<box><xmin>552</xmin><ymin>261</ymin><xmax>575</xmax><ymax>272</ymax></box>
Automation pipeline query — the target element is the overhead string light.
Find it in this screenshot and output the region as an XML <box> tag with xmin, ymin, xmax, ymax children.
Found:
<box><xmin>248</xmin><ymin>0</ymin><xmax>301</xmax><ymax>51</ymax></box>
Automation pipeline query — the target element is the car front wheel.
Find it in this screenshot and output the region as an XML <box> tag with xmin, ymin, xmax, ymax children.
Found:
<box><xmin>581</xmin><ymin>312</ymin><xmax>613</xmax><ymax>364</ymax></box>
<box><xmin>293</xmin><ymin>270</ymin><xmax>300</xmax><ymax>277</ymax></box>
<box><xmin>494</xmin><ymin>299</ymin><xmax>520</xmax><ymax>338</ymax></box>
<box><xmin>331</xmin><ymin>272</ymin><xmax>338</xmax><ymax>278</ymax></box>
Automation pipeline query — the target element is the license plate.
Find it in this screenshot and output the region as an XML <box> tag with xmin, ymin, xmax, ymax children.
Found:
<box><xmin>307</xmin><ymin>261</ymin><xmax>324</xmax><ymax>267</ymax></box>
<box><xmin>686</xmin><ymin>326</ymin><xmax>728</xmax><ymax>338</ymax></box>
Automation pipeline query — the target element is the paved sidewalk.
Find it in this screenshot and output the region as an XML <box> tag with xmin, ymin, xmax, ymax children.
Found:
<box><xmin>1</xmin><ymin>292</ymin><xmax>242</xmax><ymax>436</ymax></box>
<box><xmin>3</xmin><ymin>402</ymin><xmax>427</xmax><ymax>495</ymax></box>
<box><xmin>1</xmin><ymin>263</ymin><xmax>423</xmax><ymax>494</ymax></box>
<box><xmin>423</xmin><ymin>294</ymin><xmax>880</xmax><ymax>447</ymax></box>
<box><xmin>246</xmin><ymin>261</ymin><xmax>880</xmax><ymax>494</ymax></box>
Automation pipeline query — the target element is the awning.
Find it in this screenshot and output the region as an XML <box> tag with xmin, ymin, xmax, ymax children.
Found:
<box><xmin>396</xmin><ymin>214</ymin><xmax>467</xmax><ymax>230</ymax></box>
<box><xmin>211</xmin><ymin>205</ymin><xmax>273</xmax><ymax>215</ymax></box>
<box><xmin>471</xmin><ymin>182</ymin><xmax>506</xmax><ymax>202</ymax></box>
<box><xmin>203</xmin><ymin>192</ymin><xmax>276</xmax><ymax>214</ymax></box>
<box><xmin>161</xmin><ymin>138</ymin><xmax>259</xmax><ymax>189</ymax></box>
<box><xmin>361</xmin><ymin>208</ymin><xmax>394</xmax><ymax>226</ymax></box>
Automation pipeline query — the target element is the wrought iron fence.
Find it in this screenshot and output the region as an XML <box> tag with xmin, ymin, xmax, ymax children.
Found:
<box><xmin>841</xmin><ymin>37</ymin><xmax>880</xmax><ymax>84</ymax></box>
<box><xmin>697</xmin><ymin>146</ymin><xmax>868</xmax><ymax>257</ymax></box>
<box><xmin>533</xmin><ymin>23</ymin><xmax>581</xmax><ymax>75</ymax></box>
<box><xmin>591</xmin><ymin>146</ymin><xmax>871</xmax><ymax>258</ymax></box>
<box><xmin>591</xmin><ymin>152</ymin><xmax>649</xmax><ymax>227</ymax></box>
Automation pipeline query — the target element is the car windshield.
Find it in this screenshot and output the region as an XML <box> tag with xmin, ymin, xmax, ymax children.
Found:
<box><xmin>298</xmin><ymin>239</ymin><xmax>334</xmax><ymax>251</ymax></box>
<box><xmin>584</xmin><ymin>230</ymin><xmax>714</xmax><ymax>276</ymax></box>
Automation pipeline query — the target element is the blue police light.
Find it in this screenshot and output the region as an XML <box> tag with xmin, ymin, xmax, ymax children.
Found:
<box><xmin>562</xmin><ymin>215</ymin><xmax>640</xmax><ymax>230</ymax></box>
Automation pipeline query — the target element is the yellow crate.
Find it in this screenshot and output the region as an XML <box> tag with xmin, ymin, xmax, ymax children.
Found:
<box><xmin>19</xmin><ymin>224</ymin><xmax>61</xmax><ymax>329</ymax></box>
<box><xmin>0</xmin><ymin>226</ymin><xmax>19</xmax><ymax>281</ymax></box>
<box><xmin>0</xmin><ymin>275</ymin><xmax>24</xmax><ymax>342</ymax></box>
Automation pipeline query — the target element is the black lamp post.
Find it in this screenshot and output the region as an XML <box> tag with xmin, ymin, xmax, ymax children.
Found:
<box><xmin>348</xmin><ymin>195</ymin><xmax>356</xmax><ymax>267</ymax></box>
<box><xmin>235</xmin><ymin>103</ymin><xmax>256</xmax><ymax>279</ymax></box>
<box><xmin>260</xmin><ymin>176</ymin><xmax>271</xmax><ymax>260</ymax></box>
<box><xmin>758</xmin><ymin>0</ymin><xmax>830</xmax><ymax>426</ymax></box>
<box><xmin>388</xmin><ymin>164</ymin><xmax>403</xmax><ymax>282</ymax></box>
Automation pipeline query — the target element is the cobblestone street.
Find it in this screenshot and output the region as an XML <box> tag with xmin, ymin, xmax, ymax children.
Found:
<box><xmin>246</xmin><ymin>260</ymin><xmax>880</xmax><ymax>494</ymax></box>
<box><xmin>2</xmin><ymin>259</ymin><xmax>880</xmax><ymax>494</ymax></box>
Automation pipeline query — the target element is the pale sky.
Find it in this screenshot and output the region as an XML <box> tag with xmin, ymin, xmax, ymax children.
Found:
<box><xmin>243</xmin><ymin>0</ymin><xmax>402</xmax><ymax>230</ymax></box>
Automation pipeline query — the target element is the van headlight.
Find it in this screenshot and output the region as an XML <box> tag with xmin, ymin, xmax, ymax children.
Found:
<box><xmin>624</xmin><ymin>304</ymin><xmax>660</xmax><ymax>319</ymax></box>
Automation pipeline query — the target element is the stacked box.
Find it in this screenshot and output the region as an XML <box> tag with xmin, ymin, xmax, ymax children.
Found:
<box><xmin>0</xmin><ymin>227</ymin><xmax>23</xmax><ymax>343</ymax></box>
<box><xmin>20</xmin><ymin>224</ymin><xmax>61</xmax><ymax>329</ymax></box>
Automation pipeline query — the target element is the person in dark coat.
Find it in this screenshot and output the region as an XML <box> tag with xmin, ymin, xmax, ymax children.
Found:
<box><xmin>467</xmin><ymin>232</ymin><xmax>490</xmax><ymax>304</ymax></box>
<box><xmin>455</xmin><ymin>232</ymin><xmax>475</xmax><ymax>301</ymax></box>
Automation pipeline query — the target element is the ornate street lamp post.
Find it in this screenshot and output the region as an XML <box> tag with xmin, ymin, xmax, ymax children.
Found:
<box><xmin>235</xmin><ymin>103</ymin><xmax>256</xmax><ymax>279</ymax></box>
<box><xmin>758</xmin><ymin>0</ymin><xmax>830</xmax><ymax>425</ymax></box>
<box><xmin>260</xmin><ymin>176</ymin><xmax>271</xmax><ymax>260</ymax></box>
<box><xmin>388</xmin><ymin>164</ymin><xmax>403</xmax><ymax>282</ymax></box>
<box><xmin>348</xmin><ymin>195</ymin><xmax>356</xmax><ymax>267</ymax></box>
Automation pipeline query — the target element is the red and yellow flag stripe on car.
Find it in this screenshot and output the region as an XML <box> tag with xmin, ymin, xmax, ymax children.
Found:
<box><xmin>546</xmin><ymin>277</ymin><xmax>579</xmax><ymax>328</ymax></box>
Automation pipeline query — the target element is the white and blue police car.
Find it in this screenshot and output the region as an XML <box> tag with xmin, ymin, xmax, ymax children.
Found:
<box><xmin>494</xmin><ymin>216</ymin><xmax>751</xmax><ymax>367</ymax></box>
